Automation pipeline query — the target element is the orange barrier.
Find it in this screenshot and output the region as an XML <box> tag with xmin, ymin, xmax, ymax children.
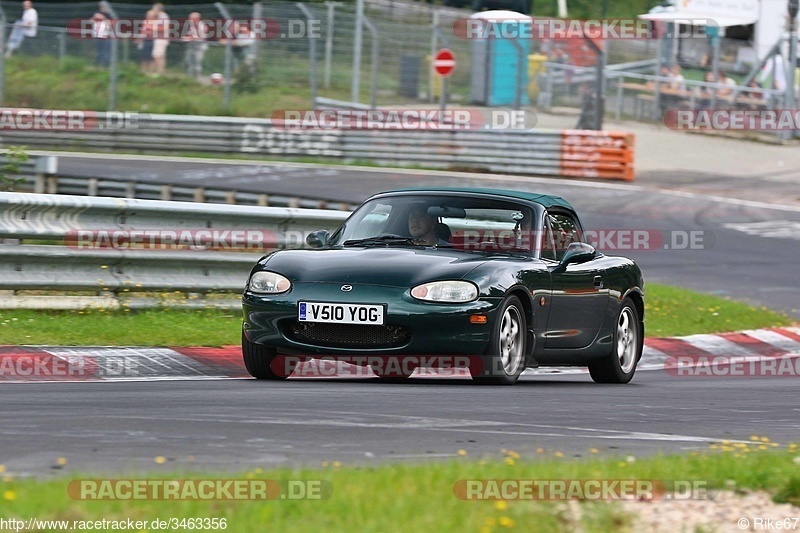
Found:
<box><xmin>560</xmin><ymin>130</ymin><xmax>636</xmax><ymax>181</ymax></box>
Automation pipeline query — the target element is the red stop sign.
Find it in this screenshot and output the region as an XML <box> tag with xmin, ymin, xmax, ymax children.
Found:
<box><xmin>434</xmin><ymin>48</ymin><xmax>456</xmax><ymax>77</ymax></box>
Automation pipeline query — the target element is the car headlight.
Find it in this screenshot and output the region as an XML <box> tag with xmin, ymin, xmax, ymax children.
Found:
<box><xmin>249</xmin><ymin>271</ymin><xmax>291</xmax><ymax>294</ymax></box>
<box><xmin>411</xmin><ymin>281</ymin><xmax>478</xmax><ymax>303</ymax></box>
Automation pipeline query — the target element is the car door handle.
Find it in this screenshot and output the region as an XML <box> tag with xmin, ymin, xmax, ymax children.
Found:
<box><xmin>593</xmin><ymin>276</ymin><xmax>603</xmax><ymax>289</ymax></box>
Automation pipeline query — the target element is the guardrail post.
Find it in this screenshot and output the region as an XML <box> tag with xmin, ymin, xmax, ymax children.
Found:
<box><xmin>258</xmin><ymin>194</ymin><xmax>269</xmax><ymax>206</ymax></box>
<box><xmin>226</xmin><ymin>191</ymin><xmax>237</xmax><ymax>204</ymax></box>
<box><xmin>160</xmin><ymin>185</ymin><xmax>172</xmax><ymax>201</ymax></box>
<box><xmin>194</xmin><ymin>188</ymin><xmax>206</xmax><ymax>203</ymax></box>
<box><xmin>88</xmin><ymin>178</ymin><xmax>99</xmax><ymax>196</ymax></box>
<box><xmin>125</xmin><ymin>182</ymin><xmax>136</xmax><ymax>198</ymax></box>
<box><xmin>34</xmin><ymin>156</ymin><xmax>58</xmax><ymax>194</ymax></box>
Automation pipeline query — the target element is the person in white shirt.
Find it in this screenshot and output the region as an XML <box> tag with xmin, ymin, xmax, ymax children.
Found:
<box><xmin>151</xmin><ymin>2</ymin><xmax>170</xmax><ymax>76</ymax></box>
<box><xmin>5</xmin><ymin>1</ymin><xmax>37</xmax><ymax>57</ymax></box>
<box><xmin>21</xmin><ymin>1</ymin><xmax>37</xmax><ymax>38</ymax></box>
<box><xmin>757</xmin><ymin>55</ymin><xmax>787</xmax><ymax>92</ymax></box>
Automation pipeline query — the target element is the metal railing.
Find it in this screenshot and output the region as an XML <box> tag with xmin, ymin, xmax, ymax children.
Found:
<box><xmin>0</xmin><ymin>191</ymin><xmax>349</xmax><ymax>308</ymax></box>
<box><xmin>1</xmin><ymin>153</ymin><xmax>354</xmax><ymax>210</ymax></box>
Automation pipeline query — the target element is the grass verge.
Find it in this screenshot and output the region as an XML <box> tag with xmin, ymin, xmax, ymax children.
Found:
<box><xmin>1</xmin><ymin>446</ymin><xmax>798</xmax><ymax>532</ymax></box>
<box><xmin>0</xmin><ymin>284</ymin><xmax>792</xmax><ymax>346</ymax></box>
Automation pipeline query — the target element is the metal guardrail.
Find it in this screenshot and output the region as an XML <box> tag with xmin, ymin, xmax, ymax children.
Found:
<box><xmin>0</xmin><ymin>154</ymin><xmax>57</xmax><ymax>184</ymax></box>
<box><xmin>0</xmin><ymin>112</ymin><xmax>636</xmax><ymax>181</ymax></box>
<box><xmin>0</xmin><ymin>192</ymin><xmax>348</xmax><ymax>307</ymax></box>
<box><xmin>4</xmin><ymin>153</ymin><xmax>354</xmax><ymax>210</ymax></box>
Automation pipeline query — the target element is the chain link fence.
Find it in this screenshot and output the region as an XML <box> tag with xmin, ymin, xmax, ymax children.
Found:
<box><xmin>0</xmin><ymin>0</ymin><xmax>783</xmax><ymax>132</ymax></box>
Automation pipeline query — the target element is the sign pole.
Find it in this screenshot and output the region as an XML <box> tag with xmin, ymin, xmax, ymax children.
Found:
<box><xmin>433</xmin><ymin>48</ymin><xmax>455</xmax><ymax>113</ymax></box>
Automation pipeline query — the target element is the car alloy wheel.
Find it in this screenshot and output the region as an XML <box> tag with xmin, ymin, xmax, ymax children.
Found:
<box><xmin>588</xmin><ymin>297</ymin><xmax>642</xmax><ymax>384</ymax></box>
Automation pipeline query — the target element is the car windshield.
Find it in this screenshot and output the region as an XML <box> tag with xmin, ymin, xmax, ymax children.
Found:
<box><xmin>330</xmin><ymin>194</ymin><xmax>537</xmax><ymax>254</ymax></box>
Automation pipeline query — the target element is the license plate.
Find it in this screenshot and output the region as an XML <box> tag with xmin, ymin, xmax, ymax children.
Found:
<box><xmin>298</xmin><ymin>302</ymin><xmax>384</xmax><ymax>325</ymax></box>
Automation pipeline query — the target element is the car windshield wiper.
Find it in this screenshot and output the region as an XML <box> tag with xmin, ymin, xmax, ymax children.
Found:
<box><xmin>342</xmin><ymin>235</ymin><xmax>421</xmax><ymax>247</ymax></box>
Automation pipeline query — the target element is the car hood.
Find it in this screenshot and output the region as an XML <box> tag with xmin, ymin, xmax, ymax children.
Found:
<box><xmin>261</xmin><ymin>247</ymin><xmax>491</xmax><ymax>288</ymax></box>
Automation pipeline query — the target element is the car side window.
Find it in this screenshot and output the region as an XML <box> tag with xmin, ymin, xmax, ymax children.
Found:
<box><xmin>540</xmin><ymin>217</ymin><xmax>557</xmax><ymax>261</ymax></box>
<box><xmin>547</xmin><ymin>212</ymin><xmax>581</xmax><ymax>261</ymax></box>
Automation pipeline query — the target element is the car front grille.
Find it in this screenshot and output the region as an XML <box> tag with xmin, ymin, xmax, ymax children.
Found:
<box><xmin>286</xmin><ymin>322</ymin><xmax>411</xmax><ymax>348</ymax></box>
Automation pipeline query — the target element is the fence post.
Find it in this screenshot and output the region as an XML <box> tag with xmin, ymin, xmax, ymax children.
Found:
<box><xmin>297</xmin><ymin>3</ymin><xmax>318</xmax><ymax>109</ymax></box>
<box><xmin>324</xmin><ymin>1</ymin><xmax>339</xmax><ymax>89</ymax></box>
<box><xmin>252</xmin><ymin>2</ymin><xmax>263</xmax><ymax>67</ymax></box>
<box><xmin>102</xmin><ymin>2</ymin><xmax>120</xmax><ymax>110</ymax></box>
<box><xmin>109</xmin><ymin>39</ymin><xmax>118</xmax><ymax>110</ymax></box>
<box><xmin>510</xmin><ymin>38</ymin><xmax>524</xmax><ymax>111</ymax></box>
<box><xmin>214</xmin><ymin>2</ymin><xmax>233</xmax><ymax>109</ymax></box>
<box><xmin>429</xmin><ymin>10</ymin><xmax>438</xmax><ymax>103</ymax></box>
<box><xmin>0</xmin><ymin>6</ymin><xmax>7</xmax><ymax>106</ymax></box>
<box><xmin>57</xmin><ymin>32</ymin><xmax>66</xmax><ymax>68</ymax></box>
<box><xmin>352</xmin><ymin>0</ymin><xmax>364</xmax><ymax>103</ymax></box>
<box><xmin>363</xmin><ymin>16</ymin><xmax>378</xmax><ymax>110</ymax></box>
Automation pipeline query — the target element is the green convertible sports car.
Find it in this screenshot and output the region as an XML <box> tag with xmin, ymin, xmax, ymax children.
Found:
<box><xmin>242</xmin><ymin>188</ymin><xmax>645</xmax><ymax>385</ymax></box>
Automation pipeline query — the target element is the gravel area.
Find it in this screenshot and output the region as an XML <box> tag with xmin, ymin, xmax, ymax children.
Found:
<box><xmin>619</xmin><ymin>490</ymin><xmax>799</xmax><ymax>533</ymax></box>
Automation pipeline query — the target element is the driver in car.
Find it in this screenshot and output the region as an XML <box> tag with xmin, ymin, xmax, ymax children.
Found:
<box><xmin>408</xmin><ymin>206</ymin><xmax>448</xmax><ymax>245</ymax></box>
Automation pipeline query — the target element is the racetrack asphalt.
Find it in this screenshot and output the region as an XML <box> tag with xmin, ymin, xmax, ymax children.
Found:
<box><xmin>0</xmin><ymin>369</ymin><xmax>797</xmax><ymax>476</ymax></box>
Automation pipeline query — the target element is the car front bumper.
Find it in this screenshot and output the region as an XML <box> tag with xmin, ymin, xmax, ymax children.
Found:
<box><xmin>242</xmin><ymin>282</ymin><xmax>501</xmax><ymax>356</ymax></box>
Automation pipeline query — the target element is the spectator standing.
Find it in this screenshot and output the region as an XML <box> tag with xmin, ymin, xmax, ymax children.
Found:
<box><xmin>757</xmin><ymin>55</ymin><xmax>787</xmax><ymax>92</ymax></box>
<box><xmin>137</xmin><ymin>9</ymin><xmax>157</xmax><ymax>75</ymax></box>
<box><xmin>151</xmin><ymin>3</ymin><xmax>170</xmax><ymax>76</ymax></box>
<box><xmin>92</xmin><ymin>3</ymin><xmax>112</xmax><ymax>68</ymax></box>
<box><xmin>231</xmin><ymin>22</ymin><xmax>255</xmax><ymax>74</ymax></box>
<box><xmin>182</xmin><ymin>12</ymin><xmax>209</xmax><ymax>80</ymax></box>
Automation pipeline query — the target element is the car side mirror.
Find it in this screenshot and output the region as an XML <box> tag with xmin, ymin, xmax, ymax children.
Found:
<box><xmin>306</xmin><ymin>230</ymin><xmax>330</xmax><ymax>249</ymax></box>
<box><xmin>560</xmin><ymin>242</ymin><xmax>596</xmax><ymax>266</ymax></box>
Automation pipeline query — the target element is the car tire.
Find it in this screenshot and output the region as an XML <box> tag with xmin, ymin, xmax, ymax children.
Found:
<box><xmin>588</xmin><ymin>298</ymin><xmax>642</xmax><ymax>384</ymax></box>
<box><xmin>471</xmin><ymin>295</ymin><xmax>527</xmax><ymax>385</ymax></box>
<box><xmin>242</xmin><ymin>330</ymin><xmax>291</xmax><ymax>380</ymax></box>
